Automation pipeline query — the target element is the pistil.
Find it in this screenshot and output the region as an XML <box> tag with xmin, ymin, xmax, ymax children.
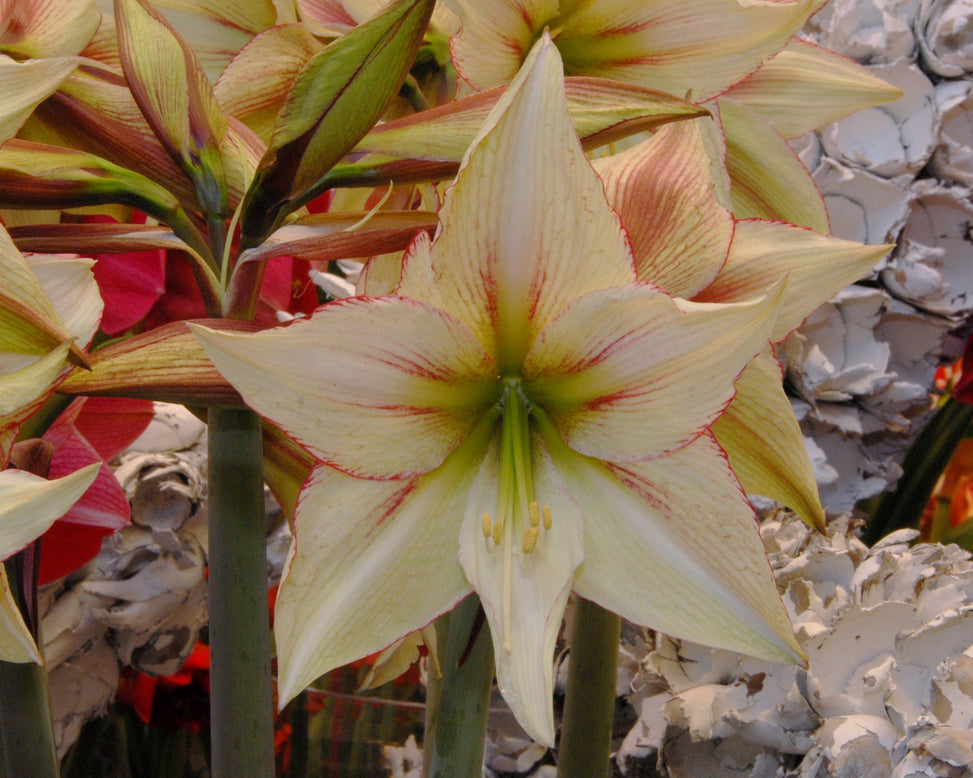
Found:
<box><xmin>488</xmin><ymin>379</ymin><xmax>554</xmax><ymax>652</ymax></box>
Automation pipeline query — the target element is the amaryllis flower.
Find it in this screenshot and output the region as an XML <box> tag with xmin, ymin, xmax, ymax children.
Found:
<box><xmin>592</xmin><ymin>117</ymin><xmax>891</xmax><ymax>527</ymax></box>
<box><xmin>192</xmin><ymin>35</ymin><xmax>802</xmax><ymax>744</ymax></box>
<box><xmin>446</xmin><ymin>0</ymin><xmax>824</xmax><ymax>99</ymax></box>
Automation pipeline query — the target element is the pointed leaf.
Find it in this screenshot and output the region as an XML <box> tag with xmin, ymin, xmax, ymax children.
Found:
<box><xmin>115</xmin><ymin>0</ymin><xmax>229</xmax><ymax>216</ymax></box>
<box><xmin>239</xmin><ymin>0</ymin><xmax>436</xmax><ymax>244</ymax></box>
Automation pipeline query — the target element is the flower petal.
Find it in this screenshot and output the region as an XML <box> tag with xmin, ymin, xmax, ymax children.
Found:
<box><xmin>0</xmin><ymin>0</ymin><xmax>100</xmax><ymax>58</ymax></box>
<box><xmin>458</xmin><ymin>428</ymin><xmax>584</xmax><ymax>746</ymax></box>
<box><xmin>0</xmin><ymin>464</ymin><xmax>100</xmax><ymax>559</ymax></box>
<box><xmin>712</xmin><ymin>350</ymin><xmax>824</xmax><ymax>530</ymax></box>
<box><xmin>593</xmin><ymin>117</ymin><xmax>733</xmax><ymax>297</ymax></box>
<box><xmin>524</xmin><ymin>282</ymin><xmax>783</xmax><ymax>462</ymax></box>
<box><xmin>543</xmin><ymin>429</ymin><xmax>803</xmax><ymax>664</ymax></box>
<box><xmin>0</xmin><ymin>342</ymin><xmax>71</xmax><ymax>418</ymax></box>
<box><xmin>0</xmin><ymin>54</ymin><xmax>78</xmax><ymax>144</ymax></box>
<box><xmin>192</xmin><ymin>296</ymin><xmax>499</xmax><ymax>479</ymax></box>
<box><xmin>722</xmin><ymin>39</ymin><xmax>904</xmax><ymax>140</ymax></box>
<box><xmin>718</xmin><ymin>97</ymin><xmax>829</xmax><ymax>233</ymax></box>
<box><xmin>397</xmin><ymin>33</ymin><xmax>635</xmax><ymax>372</ymax></box>
<box><xmin>448</xmin><ymin>0</ymin><xmax>824</xmax><ymax>101</ymax></box>
<box><xmin>274</xmin><ymin>448</ymin><xmax>482</xmax><ymax>704</ymax></box>
<box><xmin>26</xmin><ymin>255</ymin><xmax>102</xmax><ymax>349</ymax></box>
<box><xmin>694</xmin><ymin>219</ymin><xmax>893</xmax><ymax>342</ymax></box>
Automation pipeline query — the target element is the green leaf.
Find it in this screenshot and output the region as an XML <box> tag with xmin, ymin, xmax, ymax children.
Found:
<box><xmin>239</xmin><ymin>0</ymin><xmax>436</xmax><ymax>246</ymax></box>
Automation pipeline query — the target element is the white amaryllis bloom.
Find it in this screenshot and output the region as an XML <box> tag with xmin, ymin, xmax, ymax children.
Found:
<box><xmin>193</xmin><ymin>35</ymin><xmax>803</xmax><ymax>745</ymax></box>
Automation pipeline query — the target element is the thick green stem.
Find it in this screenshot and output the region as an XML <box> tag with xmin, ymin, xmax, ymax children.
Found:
<box><xmin>0</xmin><ymin>657</ymin><xmax>59</xmax><ymax>778</ymax></box>
<box><xmin>424</xmin><ymin>596</ymin><xmax>494</xmax><ymax>778</ymax></box>
<box><xmin>207</xmin><ymin>408</ymin><xmax>275</xmax><ymax>777</ymax></box>
<box><xmin>557</xmin><ymin>598</ymin><xmax>620</xmax><ymax>778</ymax></box>
<box><xmin>0</xmin><ymin>557</ymin><xmax>58</xmax><ymax>778</ymax></box>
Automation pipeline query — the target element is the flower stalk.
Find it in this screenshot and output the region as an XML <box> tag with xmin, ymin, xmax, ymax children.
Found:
<box><xmin>423</xmin><ymin>596</ymin><xmax>494</xmax><ymax>778</ymax></box>
<box><xmin>206</xmin><ymin>407</ymin><xmax>275</xmax><ymax>777</ymax></box>
<box><xmin>556</xmin><ymin>598</ymin><xmax>621</xmax><ymax>778</ymax></box>
<box><xmin>0</xmin><ymin>441</ymin><xmax>58</xmax><ymax>778</ymax></box>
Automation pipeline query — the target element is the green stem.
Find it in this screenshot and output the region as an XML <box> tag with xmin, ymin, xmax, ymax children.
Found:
<box><xmin>557</xmin><ymin>598</ymin><xmax>620</xmax><ymax>778</ymax></box>
<box><xmin>423</xmin><ymin>596</ymin><xmax>494</xmax><ymax>778</ymax></box>
<box><xmin>0</xmin><ymin>559</ymin><xmax>58</xmax><ymax>778</ymax></box>
<box><xmin>865</xmin><ymin>397</ymin><xmax>973</xmax><ymax>545</ymax></box>
<box><xmin>207</xmin><ymin>408</ymin><xmax>275</xmax><ymax>777</ymax></box>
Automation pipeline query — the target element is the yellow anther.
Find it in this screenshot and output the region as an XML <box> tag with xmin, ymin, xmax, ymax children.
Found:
<box><xmin>522</xmin><ymin>526</ymin><xmax>539</xmax><ymax>554</ymax></box>
<box><xmin>481</xmin><ymin>513</ymin><xmax>493</xmax><ymax>539</ymax></box>
<box><xmin>492</xmin><ymin>518</ymin><xmax>504</xmax><ymax>545</ymax></box>
<box><xmin>529</xmin><ymin>501</ymin><xmax>540</xmax><ymax>528</ymax></box>
<box><xmin>542</xmin><ymin>505</ymin><xmax>553</xmax><ymax>530</ymax></box>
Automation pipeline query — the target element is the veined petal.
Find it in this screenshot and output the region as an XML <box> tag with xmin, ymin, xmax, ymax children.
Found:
<box><xmin>543</xmin><ymin>428</ymin><xmax>803</xmax><ymax>664</ymax></box>
<box><xmin>0</xmin><ymin>464</ymin><xmax>100</xmax><ymax>559</ymax></box>
<box><xmin>0</xmin><ymin>342</ymin><xmax>71</xmax><ymax>418</ymax></box>
<box><xmin>0</xmin><ymin>566</ymin><xmax>38</xmax><ymax>663</ymax></box>
<box><xmin>275</xmin><ymin>444</ymin><xmax>484</xmax><ymax>704</ymax></box>
<box><xmin>593</xmin><ymin>117</ymin><xmax>733</xmax><ymax>297</ymax></box>
<box><xmin>448</xmin><ymin>0</ymin><xmax>824</xmax><ymax>101</ymax></box>
<box><xmin>0</xmin><ymin>55</ymin><xmax>78</xmax><ymax>144</ymax></box>
<box><xmin>695</xmin><ymin>219</ymin><xmax>893</xmax><ymax>342</ymax></box>
<box><xmin>0</xmin><ymin>226</ymin><xmax>68</xmax><ymax>346</ymax></box>
<box><xmin>397</xmin><ymin>33</ymin><xmax>635</xmax><ymax>372</ymax></box>
<box><xmin>214</xmin><ymin>24</ymin><xmax>321</xmax><ymax>143</ymax></box>
<box><xmin>524</xmin><ymin>282</ymin><xmax>783</xmax><ymax>462</ymax></box>
<box><xmin>25</xmin><ymin>255</ymin><xmax>102</xmax><ymax>349</ymax></box>
<box><xmin>192</xmin><ymin>297</ymin><xmax>499</xmax><ymax>479</ymax></box>
<box><xmin>0</xmin><ymin>0</ymin><xmax>100</xmax><ymax>58</ymax></box>
<box><xmin>712</xmin><ymin>350</ymin><xmax>824</xmax><ymax>530</ymax></box>
<box><xmin>718</xmin><ymin>98</ymin><xmax>829</xmax><ymax>233</ymax></box>
<box><xmin>445</xmin><ymin>0</ymin><xmax>557</xmax><ymax>91</ymax></box>
<box><xmin>458</xmin><ymin>428</ymin><xmax>584</xmax><ymax>746</ymax></box>
<box><xmin>722</xmin><ymin>39</ymin><xmax>904</xmax><ymax>140</ymax></box>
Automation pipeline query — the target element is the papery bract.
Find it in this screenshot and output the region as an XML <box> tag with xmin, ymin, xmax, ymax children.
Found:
<box><xmin>193</xmin><ymin>35</ymin><xmax>802</xmax><ymax>745</ymax></box>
